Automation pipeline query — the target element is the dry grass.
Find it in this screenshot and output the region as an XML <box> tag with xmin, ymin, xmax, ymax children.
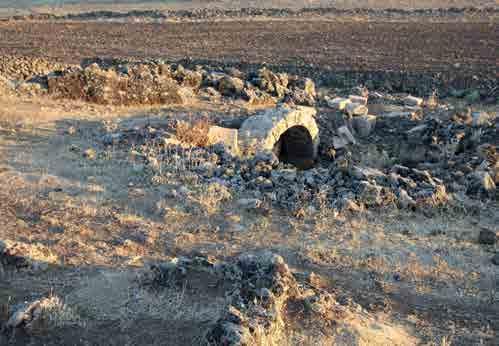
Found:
<box><xmin>34</xmin><ymin>295</ymin><xmax>83</xmax><ymax>328</ymax></box>
<box><xmin>0</xmin><ymin>92</ymin><xmax>497</xmax><ymax>345</ymax></box>
<box><xmin>189</xmin><ymin>182</ymin><xmax>233</xmax><ymax>215</ymax></box>
<box><xmin>175</xmin><ymin>118</ymin><xmax>211</xmax><ymax>147</ymax></box>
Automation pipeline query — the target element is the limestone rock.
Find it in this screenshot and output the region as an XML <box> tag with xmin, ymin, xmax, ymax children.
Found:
<box><xmin>238</xmin><ymin>105</ymin><xmax>319</xmax><ymax>160</ymax></box>
<box><xmin>333</xmin><ymin>126</ymin><xmax>356</xmax><ymax>149</ymax></box>
<box><xmin>326</xmin><ymin>97</ymin><xmax>351</xmax><ymax>110</ymax></box>
<box><xmin>351</xmin><ymin>115</ymin><xmax>376</xmax><ymax>137</ymax></box>
<box><xmin>286</xmin><ymin>76</ymin><xmax>316</xmax><ymax>106</ymax></box>
<box><xmin>83</xmin><ymin>148</ymin><xmax>96</xmax><ymax>160</ymax></box>
<box><xmin>478</xmin><ymin>229</ymin><xmax>496</xmax><ymax>245</ymax></box>
<box><xmin>345</xmin><ymin>102</ymin><xmax>368</xmax><ymax>116</ymax></box>
<box><xmin>357</xmin><ymin>181</ymin><xmax>383</xmax><ymax>206</ymax></box>
<box><xmin>471</xmin><ymin>111</ymin><xmax>493</xmax><ymax>127</ymax></box>
<box><xmin>348</xmin><ymin>95</ymin><xmax>368</xmax><ymax>105</ymax></box>
<box><xmin>403</xmin><ymin>95</ymin><xmax>423</xmax><ymax>107</ymax></box>
<box><xmin>218</xmin><ymin>76</ymin><xmax>245</xmax><ymax>96</ymax></box>
<box><xmin>397</xmin><ymin>188</ymin><xmax>416</xmax><ymax>209</ymax></box>
<box><xmin>251</xmin><ymin>67</ymin><xmax>288</xmax><ymax>98</ymax></box>
<box><xmin>492</xmin><ymin>253</ymin><xmax>499</xmax><ymax>265</ymax></box>
<box><xmin>236</xmin><ymin>198</ymin><xmax>262</xmax><ymax>210</ymax></box>
<box><xmin>175</xmin><ymin>68</ymin><xmax>203</xmax><ymax>89</ymax></box>
<box><xmin>467</xmin><ymin>171</ymin><xmax>496</xmax><ymax>196</ymax></box>
<box><xmin>207</xmin><ymin>126</ymin><xmax>239</xmax><ymax>155</ymax></box>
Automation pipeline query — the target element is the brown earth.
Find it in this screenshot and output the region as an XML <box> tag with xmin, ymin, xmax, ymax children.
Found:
<box><xmin>0</xmin><ymin>0</ymin><xmax>497</xmax><ymax>15</ymax></box>
<box><xmin>0</xmin><ymin>19</ymin><xmax>497</xmax><ymax>76</ymax></box>
<box><xmin>0</xmin><ymin>13</ymin><xmax>498</xmax><ymax>346</ymax></box>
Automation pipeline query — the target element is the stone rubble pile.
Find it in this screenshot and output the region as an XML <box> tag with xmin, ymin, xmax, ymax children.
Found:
<box><xmin>94</xmin><ymin>125</ymin><xmax>464</xmax><ymax>214</ymax></box>
<box><xmin>142</xmin><ymin>252</ymin><xmax>345</xmax><ymax>345</ymax></box>
<box><xmin>88</xmin><ymin>88</ymin><xmax>497</xmax><ymax>214</ymax></box>
<box><xmin>28</xmin><ymin>60</ymin><xmax>317</xmax><ymax>107</ymax></box>
<box><xmin>0</xmin><ymin>240</ymin><xmax>57</xmax><ymax>274</ymax></box>
<box><xmin>0</xmin><ymin>56</ymin><xmax>69</xmax><ymax>82</ymax></box>
<box><xmin>44</xmin><ymin>63</ymin><xmax>494</xmax><ymax>214</ymax></box>
<box><xmin>11</xmin><ymin>7</ymin><xmax>498</xmax><ymax>22</ymax></box>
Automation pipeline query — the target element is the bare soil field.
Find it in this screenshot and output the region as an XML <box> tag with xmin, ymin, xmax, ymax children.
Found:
<box><xmin>0</xmin><ymin>19</ymin><xmax>497</xmax><ymax>78</ymax></box>
<box><xmin>0</xmin><ymin>9</ymin><xmax>498</xmax><ymax>346</ymax></box>
<box><xmin>0</xmin><ymin>0</ymin><xmax>497</xmax><ymax>15</ymax></box>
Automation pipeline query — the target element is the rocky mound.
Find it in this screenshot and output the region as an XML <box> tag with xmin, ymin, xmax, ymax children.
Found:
<box><xmin>89</xmin><ymin>99</ymin><xmax>496</xmax><ymax>215</ymax></box>
<box><xmin>0</xmin><ymin>240</ymin><xmax>59</xmax><ymax>274</ymax></box>
<box><xmin>2</xmin><ymin>252</ymin><xmax>417</xmax><ymax>345</ymax></box>
<box><xmin>140</xmin><ymin>252</ymin><xmax>416</xmax><ymax>345</ymax></box>
<box><xmin>32</xmin><ymin>59</ymin><xmax>316</xmax><ymax>107</ymax></box>
<box><xmin>0</xmin><ymin>56</ymin><xmax>69</xmax><ymax>82</ymax></box>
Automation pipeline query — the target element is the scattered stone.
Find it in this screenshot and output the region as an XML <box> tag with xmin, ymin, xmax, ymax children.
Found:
<box><xmin>397</xmin><ymin>188</ymin><xmax>416</xmax><ymax>209</ymax></box>
<box><xmin>403</xmin><ymin>95</ymin><xmax>423</xmax><ymax>107</ymax></box>
<box><xmin>175</xmin><ymin>68</ymin><xmax>203</xmax><ymax>89</ymax></box>
<box><xmin>83</xmin><ymin>148</ymin><xmax>96</xmax><ymax>160</ymax></box>
<box><xmin>326</xmin><ymin>97</ymin><xmax>351</xmax><ymax>110</ymax></box>
<box><xmin>286</xmin><ymin>76</ymin><xmax>316</xmax><ymax>106</ymax></box>
<box><xmin>48</xmin><ymin>225</ymin><xmax>64</xmax><ymax>234</ymax></box>
<box><xmin>467</xmin><ymin>171</ymin><xmax>496</xmax><ymax>197</ymax></box>
<box><xmin>345</xmin><ymin>102</ymin><xmax>368</xmax><ymax>116</ymax></box>
<box><xmin>236</xmin><ymin>198</ymin><xmax>262</xmax><ymax>210</ymax></box>
<box><xmin>47</xmin><ymin>63</ymin><xmax>192</xmax><ymax>105</ymax></box>
<box><xmin>350</xmin><ymin>85</ymin><xmax>369</xmax><ymax>97</ymax></box>
<box><xmin>1</xmin><ymin>240</ymin><xmax>58</xmax><ymax>272</ymax></box>
<box><xmin>471</xmin><ymin>111</ymin><xmax>493</xmax><ymax>127</ymax></box>
<box><xmin>218</xmin><ymin>75</ymin><xmax>245</xmax><ymax>96</ymax></box>
<box><xmin>357</xmin><ymin>181</ymin><xmax>383</xmax><ymax>206</ymax></box>
<box><xmin>207</xmin><ymin>126</ymin><xmax>239</xmax><ymax>155</ymax></box>
<box><xmin>425</xmin><ymin>91</ymin><xmax>438</xmax><ymax>108</ymax></box>
<box><xmin>351</xmin><ymin>115</ymin><xmax>376</xmax><ymax>137</ymax></box>
<box><xmin>464</xmin><ymin>89</ymin><xmax>481</xmax><ymax>103</ymax></box>
<box><xmin>272</xmin><ymin>168</ymin><xmax>297</xmax><ymax>182</ymax></box>
<box><xmin>333</xmin><ymin>126</ymin><xmax>356</xmax><ymax>149</ymax></box>
<box><xmin>348</xmin><ymin>95</ymin><xmax>368</xmax><ymax>105</ymax></box>
<box><xmin>492</xmin><ymin>253</ymin><xmax>499</xmax><ymax>265</ymax></box>
<box><xmin>478</xmin><ymin>229</ymin><xmax>497</xmax><ymax>245</ymax></box>
<box><xmin>6</xmin><ymin>301</ymin><xmax>41</xmax><ymax>329</ymax></box>
<box><xmin>251</xmin><ymin>67</ymin><xmax>288</xmax><ymax>98</ymax></box>
<box><xmin>199</xmin><ymin>86</ymin><xmax>221</xmax><ymax>101</ymax></box>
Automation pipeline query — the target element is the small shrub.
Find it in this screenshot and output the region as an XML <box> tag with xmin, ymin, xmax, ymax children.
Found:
<box><xmin>175</xmin><ymin>119</ymin><xmax>210</xmax><ymax>147</ymax></box>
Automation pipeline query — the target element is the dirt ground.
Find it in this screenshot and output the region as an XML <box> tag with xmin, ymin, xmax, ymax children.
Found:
<box><xmin>0</xmin><ymin>0</ymin><xmax>497</xmax><ymax>15</ymax></box>
<box><xmin>0</xmin><ymin>9</ymin><xmax>498</xmax><ymax>346</ymax></box>
<box><xmin>1</xmin><ymin>85</ymin><xmax>498</xmax><ymax>345</ymax></box>
<box><xmin>0</xmin><ymin>19</ymin><xmax>497</xmax><ymax>76</ymax></box>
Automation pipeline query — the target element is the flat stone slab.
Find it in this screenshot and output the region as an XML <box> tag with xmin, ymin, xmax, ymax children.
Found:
<box><xmin>326</xmin><ymin>97</ymin><xmax>351</xmax><ymax>110</ymax></box>
<box><xmin>207</xmin><ymin>125</ymin><xmax>239</xmax><ymax>155</ymax></box>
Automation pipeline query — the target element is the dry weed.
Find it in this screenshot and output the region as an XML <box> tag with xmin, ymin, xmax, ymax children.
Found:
<box><xmin>190</xmin><ymin>182</ymin><xmax>232</xmax><ymax>215</ymax></box>
<box><xmin>175</xmin><ymin>119</ymin><xmax>210</xmax><ymax>147</ymax></box>
<box><xmin>36</xmin><ymin>295</ymin><xmax>83</xmax><ymax>328</ymax></box>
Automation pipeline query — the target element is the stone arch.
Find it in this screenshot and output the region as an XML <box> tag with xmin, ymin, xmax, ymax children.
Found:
<box><xmin>273</xmin><ymin>125</ymin><xmax>316</xmax><ymax>168</ymax></box>
<box><xmin>238</xmin><ymin>105</ymin><xmax>319</xmax><ymax>166</ymax></box>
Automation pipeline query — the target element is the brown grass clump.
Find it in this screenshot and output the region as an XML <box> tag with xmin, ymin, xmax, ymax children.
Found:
<box><xmin>175</xmin><ymin>119</ymin><xmax>210</xmax><ymax>147</ymax></box>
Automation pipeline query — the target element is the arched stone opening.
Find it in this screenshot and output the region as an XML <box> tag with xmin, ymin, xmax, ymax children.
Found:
<box><xmin>238</xmin><ymin>105</ymin><xmax>319</xmax><ymax>168</ymax></box>
<box><xmin>273</xmin><ymin>125</ymin><xmax>315</xmax><ymax>169</ymax></box>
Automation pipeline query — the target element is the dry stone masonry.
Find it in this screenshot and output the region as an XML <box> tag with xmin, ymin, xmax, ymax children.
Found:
<box><xmin>238</xmin><ymin>105</ymin><xmax>319</xmax><ymax>167</ymax></box>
